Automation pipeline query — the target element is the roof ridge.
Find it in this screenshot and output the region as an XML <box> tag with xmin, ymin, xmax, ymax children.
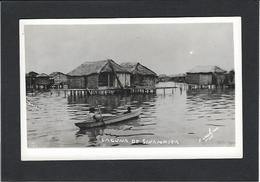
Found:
<box><xmin>137</xmin><ymin>62</ymin><xmax>157</xmax><ymax>76</ymax></box>
<box><xmin>68</xmin><ymin>59</ymin><xmax>129</xmax><ymax>76</ymax></box>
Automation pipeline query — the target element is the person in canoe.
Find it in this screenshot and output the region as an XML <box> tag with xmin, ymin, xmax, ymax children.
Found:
<box><xmin>124</xmin><ymin>107</ymin><xmax>132</xmax><ymax>114</ymax></box>
<box><xmin>88</xmin><ymin>107</ymin><xmax>103</xmax><ymax>122</ymax></box>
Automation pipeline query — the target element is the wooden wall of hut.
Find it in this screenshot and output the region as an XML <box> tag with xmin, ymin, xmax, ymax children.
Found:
<box><xmin>26</xmin><ymin>77</ymin><xmax>37</xmax><ymax>91</ymax></box>
<box><xmin>35</xmin><ymin>77</ymin><xmax>53</xmax><ymax>89</ymax></box>
<box><xmin>68</xmin><ymin>76</ymin><xmax>86</xmax><ymax>89</ymax></box>
<box><xmin>26</xmin><ymin>72</ymin><xmax>38</xmax><ymax>92</ymax></box>
<box><xmin>142</xmin><ymin>75</ymin><xmax>156</xmax><ymax>87</ymax></box>
<box><xmin>214</xmin><ymin>73</ymin><xmax>226</xmax><ymax>87</ymax></box>
<box><xmin>68</xmin><ymin>74</ymin><xmax>100</xmax><ymax>89</ymax></box>
<box><xmin>186</xmin><ymin>73</ymin><xmax>228</xmax><ymax>87</ymax></box>
<box><xmin>114</xmin><ymin>73</ymin><xmax>131</xmax><ymax>88</ymax></box>
<box><xmin>199</xmin><ymin>74</ymin><xmax>213</xmax><ymax>85</ymax></box>
<box><xmin>51</xmin><ymin>73</ymin><xmax>68</xmax><ymax>88</ymax></box>
<box><xmin>131</xmin><ymin>75</ymin><xmax>156</xmax><ymax>87</ymax></box>
<box><xmin>86</xmin><ymin>74</ymin><xmax>99</xmax><ymax>89</ymax></box>
<box><xmin>68</xmin><ymin>73</ymin><xmax>131</xmax><ymax>89</ymax></box>
<box><xmin>98</xmin><ymin>73</ymin><xmax>114</xmax><ymax>87</ymax></box>
<box><xmin>98</xmin><ymin>73</ymin><xmax>130</xmax><ymax>88</ymax></box>
<box><xmin>185</xmin><ymin>73</ymin><xmax>210</xmax><ymax>85</ymax></box>
<box><xmin>223</xmin><ymin>71</ymin><xmax>235</xmax><ymax>87</ymax></box>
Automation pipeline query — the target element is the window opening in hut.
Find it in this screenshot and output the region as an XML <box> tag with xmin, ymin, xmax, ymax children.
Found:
<box><xmin>84</xmin><ymin>76</ymin><xmax>88</xmax><ymax>88</ymax></box>
<box><xmin>98</xmin><ymin>73</ymin><xmax>109</xmax><ymax>87</ymax></box>
<box><xmin>109</xmin><ymin>73</ymin><xmax>114</xmax><ymax>87</ymax></box>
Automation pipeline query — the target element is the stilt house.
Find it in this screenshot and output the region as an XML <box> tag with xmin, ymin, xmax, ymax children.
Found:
<box><xmin>186</xmin><ymin>65</ymin><xmax>226</xmax><ymax>87</ymax></box>
<box><xmin>49</xmin><ymin>72</ymin><xmax>68</xmax><ymax>89</ymax></box>
<box><xmin>67</xmin><ymin>59</ymin><xmax>131</xmax><ymax>89</ymax></box>
<box><xmin>224</xmin><ymin>69</ymin><xmax>235</xmax><ymax>88</ymax></box>
<box><xmin>120</xmin><ymin>62</ymin><xmax>157</xmax><ymax>87</ymax></box>
<box><xmin>35</xmin><ymin>73</ymin><xmax>53</xmax><ymax>90</ymax></box>
<box><xmin>26</xmin><ymin>71</ymin><xmax>38</xmax><ymax>91</ymax></box>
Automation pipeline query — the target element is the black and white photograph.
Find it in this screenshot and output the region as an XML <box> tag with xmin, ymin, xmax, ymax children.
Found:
<box><xmin>20</xmin><ymin>17</ymin><xmax>242</xmax><ymax>160</ymax></box>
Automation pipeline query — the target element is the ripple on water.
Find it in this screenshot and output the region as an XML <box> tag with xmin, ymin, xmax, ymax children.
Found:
<box><xmin>27</xmin><ymin>84</ymin><xmax>235</xmax><ymax>148</ymax></box>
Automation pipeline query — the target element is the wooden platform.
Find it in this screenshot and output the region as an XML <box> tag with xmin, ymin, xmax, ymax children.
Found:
<box><xmin>50</xmin><ymin>86</ymin><xmax>179</xmax><ymax>97</ymax></box>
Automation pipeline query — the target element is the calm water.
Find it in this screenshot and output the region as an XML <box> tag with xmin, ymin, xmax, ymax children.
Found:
<box><xmin>27</xmin><ymin>82</ymin><xmax>235</xmax><ymax>147</ymax></box>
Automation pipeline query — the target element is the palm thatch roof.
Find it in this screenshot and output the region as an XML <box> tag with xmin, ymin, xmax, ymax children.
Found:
<box><xmin>187</xmin><ymin>65</ymin><xmax>226</xmax><ymax>74</ymax></box>
<box><xmin>120</xmin><ymin>62</ymin><xmax>157</xmax><ymax>76</ymax></box>
<box><xmin>68</xmin><ymin>59</ymin><xmax>129</xmax><ymax>76</ymax></box>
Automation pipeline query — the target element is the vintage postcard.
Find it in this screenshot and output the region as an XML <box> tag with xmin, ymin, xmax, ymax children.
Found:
<box><xmin>20</xmin><ymin>17</ymin><xmax>242</xmax><ymax>160</ymax></box>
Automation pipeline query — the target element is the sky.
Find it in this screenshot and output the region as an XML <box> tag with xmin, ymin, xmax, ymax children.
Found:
<box><xmin>24</xmin><ymin>23</ymin><xmax>234</xmax><ymax>75</ymax></box>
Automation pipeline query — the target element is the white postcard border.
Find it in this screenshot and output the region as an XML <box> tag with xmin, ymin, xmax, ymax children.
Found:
<box><xmin>20</xmin><ymin>17</ymin><xmax>242</xmax><ymax>161</ymax></box>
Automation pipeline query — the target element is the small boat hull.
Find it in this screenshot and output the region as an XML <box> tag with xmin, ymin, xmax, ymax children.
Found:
<box><xmin>75</xmin><ymin>107</ymin><xmax>142</xmax><ymax>129</ymax></box>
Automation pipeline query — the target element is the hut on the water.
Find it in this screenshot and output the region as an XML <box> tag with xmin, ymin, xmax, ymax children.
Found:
<box><xmin>35</xmin><ymin>73</ymin><xmax>53</xmax><ymax>90</ymax></box>
<box><xmin>26</xmin><ymin>71</ymin><xmax>38</xmax><ymax>92</ymax></box>
<box><xmin>49</xmin><ymin>72</ymin><xmax>68</xmax><ymax>89</ymax></box>
<box><xmin>224</xmin><ymin>69</ymin><xmax>235</xmax><ymax>88</ymax></box>
<box><xmin>186</xmin><ymin>65</ymin><xmax>227</xmax><ymax>87</ymax></box>
<box><xmin>120</xmin><ymin>62</ymin><xmax>157</xmax><ymax>87</ymax></box>
<box><xmin>67</xmin><ymin>59</ymin><xmax>131</xmax><ymax>89</ymax></box>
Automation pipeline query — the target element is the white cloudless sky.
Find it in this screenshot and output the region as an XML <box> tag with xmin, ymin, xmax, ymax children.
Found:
<box><xmin>24</xmin><ymin>23</ymin><xmax>234</xmax><ymax>75</ymax></box>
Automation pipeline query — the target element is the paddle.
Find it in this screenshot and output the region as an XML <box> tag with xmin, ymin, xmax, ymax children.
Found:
<box><xmin>97</xmin><ymin>105</ymin><xmax>103</xmax><ymax>119</ymax></box>
<box><xmin>96</xmin><ymin>104</ymin><xmax>106</xmax><ymax>125</ymax></box>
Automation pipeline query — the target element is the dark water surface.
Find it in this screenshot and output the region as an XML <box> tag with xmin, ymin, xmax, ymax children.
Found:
<box><xmin>27</xmin><ymin>82</ymin><xmax>235</xmax><ymax>147</ymax></box>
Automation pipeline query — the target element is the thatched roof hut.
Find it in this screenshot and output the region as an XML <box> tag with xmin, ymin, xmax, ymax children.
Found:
<box><xmin>186</xmin><ymin>65</ymin><xmax>227</xmax><ymax>86</ymax></box>
<box><xmin>120</xmin><ymin>62</ymin><xmax>157</xmax><ymax>87</ymax></box>
<box><xmin>67</xmin><ymin>59</ymin><xmax>131</xmax><ymax>89</ymax></box>
<box><xmin>49</xmin><ymin>72</ymin><xmax>68</xmax><ymax>88</ymax></box>
<box><xmin>26</xmin><ymin>71</ymin><xmax>38</xmax><ymax>91</ymax></box>
<box><xmin>34</xmin><ymin>73</ymin><xmax>52</xmax><ymax>89</ymax></box>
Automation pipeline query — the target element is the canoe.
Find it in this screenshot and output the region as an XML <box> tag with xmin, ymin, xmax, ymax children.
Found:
<box><xmin>75</xmin><ymin>107</ymin><xmax>142</xmax><ymax>129</ymax></box>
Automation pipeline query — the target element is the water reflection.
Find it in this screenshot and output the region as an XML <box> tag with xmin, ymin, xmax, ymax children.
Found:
<box><xmin>27</xmin><ymin>82</ymin><xmax>235</xmax><ymax>147</ymax></box>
